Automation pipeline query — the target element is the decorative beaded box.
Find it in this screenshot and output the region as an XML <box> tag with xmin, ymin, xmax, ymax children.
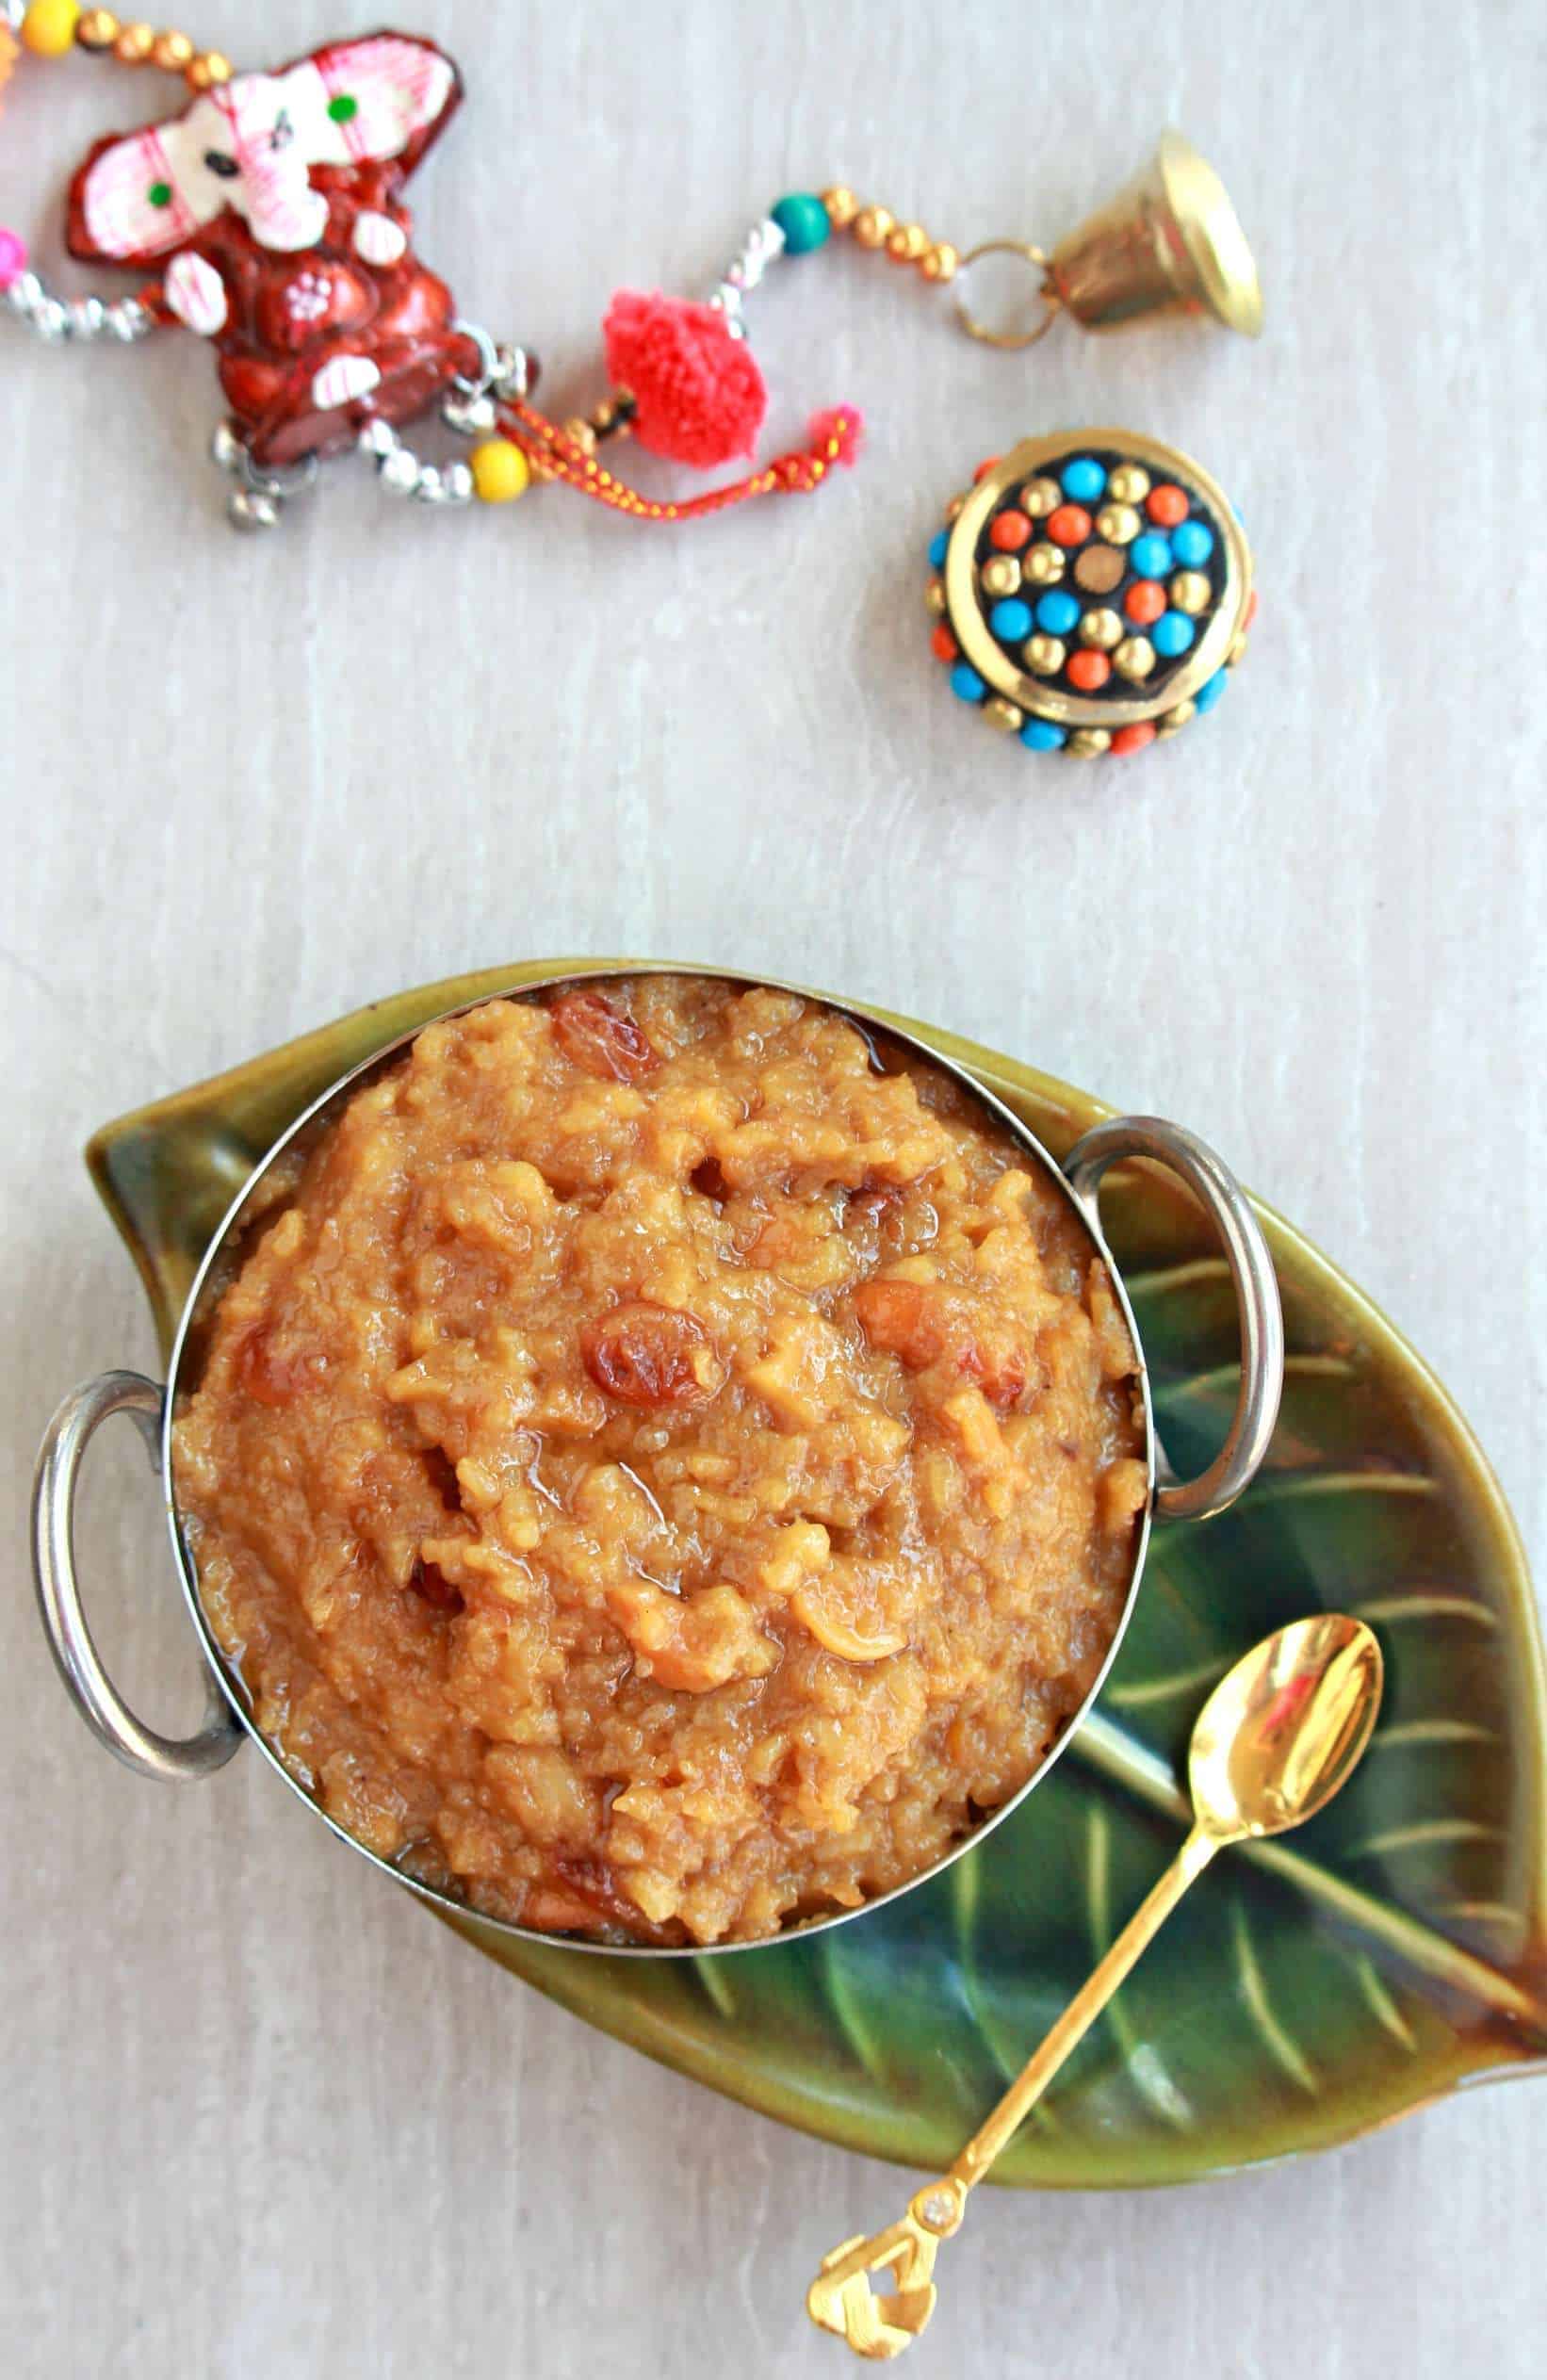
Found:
<box><xmin>926</xmin><ymin>431</ymin><xmax>1254</xmax><ymax>758</ymax></box>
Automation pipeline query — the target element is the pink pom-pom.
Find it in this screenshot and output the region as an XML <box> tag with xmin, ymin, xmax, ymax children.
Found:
<box><xmin>603</xmin><ymin>289</ymin><xmax>767</xmax><ymax>469</ymax></box>
<box><xmin>0</xmin><ymin>228</ymin><xmax>27</xmax><ymax>293</ymax></box>
<box><xmin>807</xmin><ymin>406</ymin><xmax>865</xmax><ymax>467</ymax></box>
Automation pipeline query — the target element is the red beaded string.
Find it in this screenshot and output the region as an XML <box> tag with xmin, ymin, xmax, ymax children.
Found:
<box><xmin>495</xmin><ymin>396</ymin><xmax>863</xmax><ymax>523</ymax></box>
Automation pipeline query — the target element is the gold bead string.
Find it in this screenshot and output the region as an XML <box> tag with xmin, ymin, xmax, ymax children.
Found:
<box><xmin>73</xmin><ymin>8</ymin><xmax>230</xmax><ymax>91</ymax></box>
<box><xmin>821</xmin><ymin>185</ymin><xmax>959</xmax><ymax>285</ymax></box>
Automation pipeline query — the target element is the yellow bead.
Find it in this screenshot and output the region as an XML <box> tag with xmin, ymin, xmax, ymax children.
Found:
<box><xmin>925</xmin><ymin>579</ymin><xmax>948</xmax><ymax>616</ymax></box>
<box><xmin>854</xmin><ymin>205</ymin><xmax>896</xmax><ymax>250</ymax></box>
<box><xmin>1108</xmin><ymin>464</ymin><xmax>1150</xmax><ymax>504</ymax></box>
<box><xmin>75</xmin><ymin>8</ymin><xmax>121</xmax><ymax>49</ymax></box>
<box><xmin>186</xmin><ymin>47</ymin><xmax>230</xmax><ymax>88</ymax></box>
<box><xmin>1067</xmin><ymin>728</ymin><xmax>1112</xmax><ymax>758</ymax></box>
<box><xmin>822</xmin><ymin>186</ymin><xmax>859</xmax><ymax>229</ymax></box>
<box><xmin>1156</xmin><ymin>698</ymin><xmax>1197</xmax><ymax>739</ymax></box>
<box><xmin>1227</xmin><ymin>633</ymin><xmax>1248</xmax><ymax>665</ymax></box>
<box><xmin>1019</xmin><ymin>477</ymin><xmax>1061</xmax><ymax>518</ymax></box>
<box><xmin>985</xmin><ymin>696</ymin><xmax>1024</xmax><ymax>734</ymax></box>
<box><xmin>1170</xmin><ymin>569</ymin><xmax>1212</xmax><ymax>616</ymax></box>
<box><xmin>114</xmin><ymin>19</ymin><xmax>154</xmax><ymax>59</ymax></box>
<box><xmin>1097</xmin><ymin>502</ymin><xmax>1140</xmax><ymax>546</ymax></box>
<box><xmin>1023</xmin><ymin>545</ymin><xmax>1067</xmax><ymax>586</ymax></box>
<box><xmin>1114</xmin><ymin>635</ymin><xmax>1157</xmax><ymax>683</ymax></box>
<box><xmin>1079</xmin><ymin>607</ymin><xmax>1123</xmax><ymax>651</ymax></box>
<box><xmin>1024</xmin><ymin>634</ymin><xmax>1066</xmax><ymax>677</ymax></box>
<box><xmin>22</xmin><ymin>1</ymin><xmax>82</xmax><ymax>56</ymax></box>
<box><xmin>886</xmin><ymin>222</ymin><xmax>929</xmax><ymax>263</ymax></box>
<box><xmin>944</xmin><ymin>494</ymin><xmax>965</xmax><ymax>522</ymax></box>
<box><xmin>470</xmin><ymin>439</ymin><xmax>531</xmax><ymax>504</ymax></box>
<box><xmin>152</xmin><ymin>27</ymin><xmax>192</xmax><ymax>70</ymax></box>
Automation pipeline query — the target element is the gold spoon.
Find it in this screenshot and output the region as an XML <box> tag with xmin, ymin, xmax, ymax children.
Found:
<box><xmin>806</xmin><ymin>1612</ymin><xmax>1384</xmax><ymax>2360</ymax></box>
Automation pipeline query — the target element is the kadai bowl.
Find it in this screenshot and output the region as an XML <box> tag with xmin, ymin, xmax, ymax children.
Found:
<box><xmin>33</xmin><ymin>970</ymin><xmax>1281</xmax><ymax>1955</ymax></box>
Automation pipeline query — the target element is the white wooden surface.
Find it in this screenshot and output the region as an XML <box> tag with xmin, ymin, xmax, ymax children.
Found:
<box><xmin>4</xmin><ymin>3</ymin><xmax>1544</xmax><ymax>2373</ymax></box>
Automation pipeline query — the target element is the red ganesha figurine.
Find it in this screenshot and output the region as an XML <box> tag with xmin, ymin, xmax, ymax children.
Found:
<box><xmin>66</xmin><ymin>30</ymin><xmax>477</xmax><ymax>469</ymax></box>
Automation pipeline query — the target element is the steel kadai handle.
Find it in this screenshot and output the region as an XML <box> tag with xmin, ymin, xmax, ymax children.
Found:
<box><xmin>1062</xmin><ymin>1116</ymin><xmax>1284</xmax><ymax>1524</ymax></box>
<box><xmin>31</xmin><ymin>1369</ymin><xmax>244</xmax><ymax>1782</ymax></box>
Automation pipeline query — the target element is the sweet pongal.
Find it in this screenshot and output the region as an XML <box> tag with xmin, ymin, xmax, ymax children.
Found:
<box><xmin>172</xmin><ymin>977</ymin><xmax>1147</xmax><ymax>1945</ymax></box>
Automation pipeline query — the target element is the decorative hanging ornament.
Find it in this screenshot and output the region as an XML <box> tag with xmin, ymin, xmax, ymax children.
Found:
<box><xmin>0</xmin><ymin>8</ymin><xmax>865</xmax><ymax>526</ymax></box>
<box><xmin>0</xmin><ymin>10</ymin><xmax>1262</xmax><ymax>547</ymax></box>
<box><xmin>927</xmin><ymin>433</ymin><xmax>1255</xmax><ymax>758</ymax></box>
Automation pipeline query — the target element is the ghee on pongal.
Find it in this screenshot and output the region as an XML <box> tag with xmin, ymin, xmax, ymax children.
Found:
<box><xmin>172</xmin><ymin>978</ymin><xmax>1147</xmax><ymax>1945</ymax></box>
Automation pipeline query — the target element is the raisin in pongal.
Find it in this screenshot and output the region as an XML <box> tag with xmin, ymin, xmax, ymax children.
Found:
<box><xmin>173</xmin><ymin>978</ymin><xmax>1147</xmax><ymax>1945</ymax></box>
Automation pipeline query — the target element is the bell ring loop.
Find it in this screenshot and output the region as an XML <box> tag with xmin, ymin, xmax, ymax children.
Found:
<box><xmin>953</xmin><ymin>240</ymin><xmax>1062</xmax><ymax>352</ymax></box>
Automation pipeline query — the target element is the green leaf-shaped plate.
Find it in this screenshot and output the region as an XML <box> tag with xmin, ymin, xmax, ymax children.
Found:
<box><xmin>88</xmin><ymin>961</ymin><xmax>1547</xmax><ymax>2187</ymax></box>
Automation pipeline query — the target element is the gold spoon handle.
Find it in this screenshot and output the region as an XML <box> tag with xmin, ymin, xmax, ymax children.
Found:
<box><xmin>951</xmin><ymin>1821</ymin><xmax>1218</xmax><ymax>2186</ymax></box>
<box><xmin>808</xmin><ymin>1824</ymin><xmax>1220</xmax><ymax>2360</ymax></box>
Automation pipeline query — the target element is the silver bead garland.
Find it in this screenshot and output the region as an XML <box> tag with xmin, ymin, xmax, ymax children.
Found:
<box><xmin>358</xmin><ymin>418</ymin><xmax>475</xmax><ymax>508</ymax></box>
<box><xmin>705</xmin><ymin>217</ymin><xmax>786</xmax><ymax>340</ymax></box>
<box><xmin>5</xmin><ymin>272</ymin><xmax>154</xmax><ymax>345</ymax></box>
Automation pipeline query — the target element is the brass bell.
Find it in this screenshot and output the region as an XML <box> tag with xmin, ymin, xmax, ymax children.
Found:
<box><xmin>1050</xmin><ymin>132</ymin><xmax>1262</xmax><ymax>335</ymax></box>
<box><xmin>955</xmin><ymin>133</ymin><xmax>1262</xmax><ymax>350</ymax></box>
